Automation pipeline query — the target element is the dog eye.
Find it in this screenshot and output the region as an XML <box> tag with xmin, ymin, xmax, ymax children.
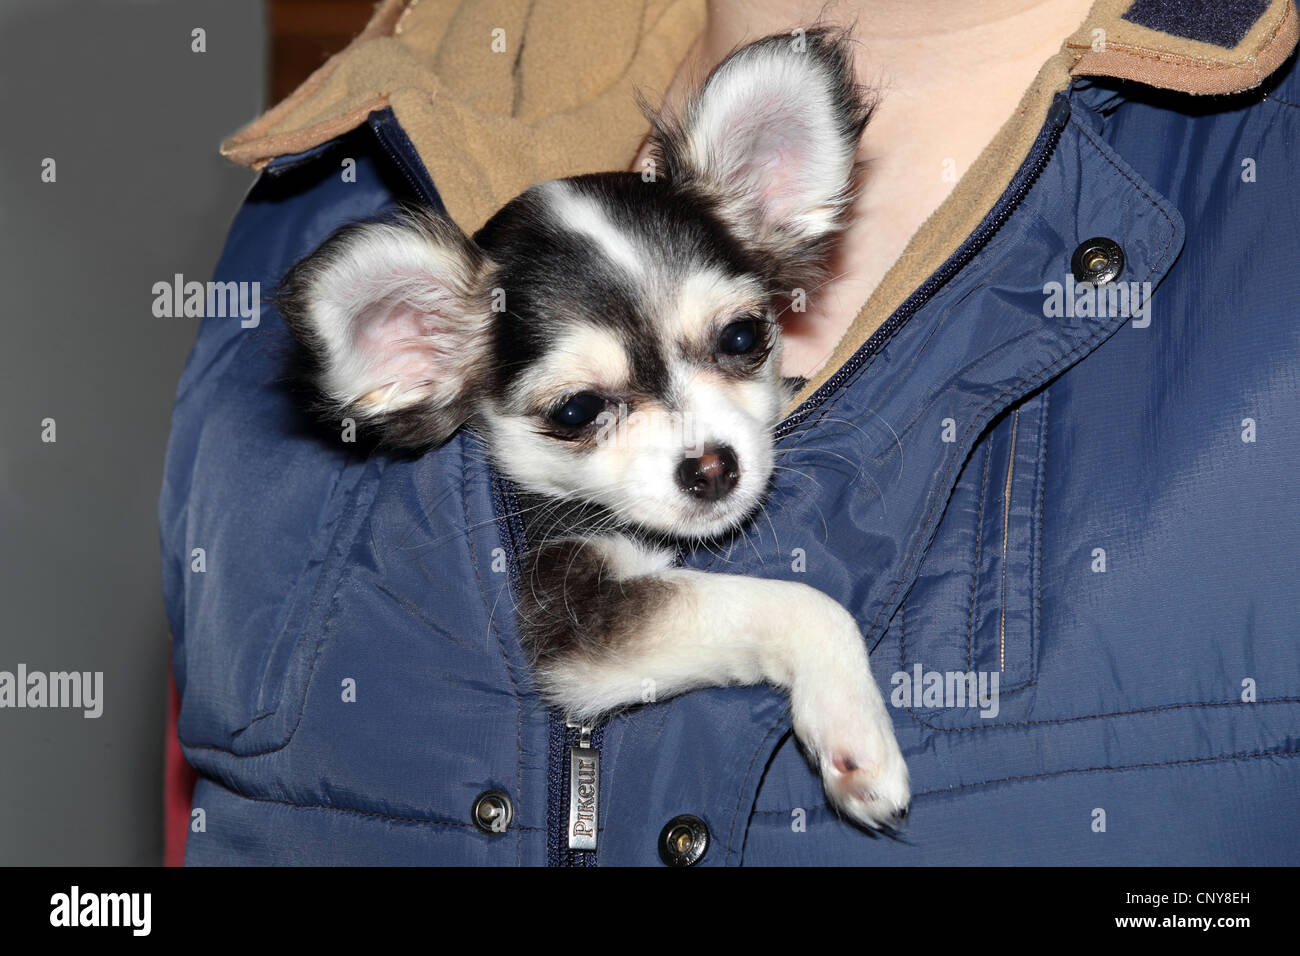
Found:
<box><xmin>717</xmin><ymin>318</ymin><xmax>764</xmax><ymax>355</ymax></box>
<box><xmin>548</xmin><ymin>391</ymin><xmax>607</xmax><ymax>429</ymax></box>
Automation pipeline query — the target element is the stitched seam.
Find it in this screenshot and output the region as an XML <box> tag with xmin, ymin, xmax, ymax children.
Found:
<box><xmin>864</xmin><ymin>117</ymin><xmax>1179</xmax><ymax>652</ymax></box>
<box><xmin>751</xmin><ymin>743</ymin><xmax>1300</xmax><ymax>812</ymax></box>
<box><xmin>894</xmin><ymin>394</ymin><xmax>1043</xmax><ymax>708</ymax></box>
<box><xmin>239</xmin><ymin>446</ymin><xmax>355</xmax><ymax>726</ymax></box>
<box><xmin>999</xmin><ymin>408</ymin><xmax>1020</xmax><ymax>673</ymax></box>
<box><xmin>1069</xmin><ymin>115</ymin><xmax>1181</xmax><ymax>253</ymax></box>
<box><xmin>729</xmin><ymin>718</ymin><xmax>787</xmax><ymax>866</ymax></box>
<box><xmin>924</xmin><ymin>745</ymin><xmax>1300</xmax><ymax>797</ymax></box>
<box><xmin>1071</xmin><ymin>41</ymin><xmax>1261</xmax><ymax>71</ymax></box>
<box><xmin>1032</xmin><ymin>388</ymin><xmax>1050</xmax><ymax>677</ymax></box>
<box><xmin>899</xmin><ymin>592</ymin><xmax>904</xmax><ymax>665</ymax></box>
<box><xmin>905</xmin><ymin>694</ymin><xmax>1300</xmax><ymax>734</ymax></box>
<box><xmin>739</xmin><ymin>727</ymin><xmax>795</xmax><ymax>865</ymax></box>
<box><xmin>462</xmin><ymin>441</ymin><xmax>527</xmax><ymax>861</ymax></box>
<box><xmin>199</xmin><ymin>775</ymin><xmax>544</xmax><ymax>831</ymax></box>
<box><xmin>180</xmin><ymin>463</ymin><xmax>384</xmax><ymax>756</ymax></box>
<box><xmin>967</xmin><ymin>441</ymin><xmax>992</xmax><ymax>671</ymax></box>
<box><xmin>1064</xmin><ymin>3</ymin><xmax>1294</xmax><ymax>72</ymax></box>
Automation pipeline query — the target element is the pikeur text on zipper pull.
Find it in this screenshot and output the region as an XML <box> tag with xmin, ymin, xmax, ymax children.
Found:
<box><xmin>567</xmin><ymin>723</ymin><xmax>599</xmax><ymax>851</ymax></box>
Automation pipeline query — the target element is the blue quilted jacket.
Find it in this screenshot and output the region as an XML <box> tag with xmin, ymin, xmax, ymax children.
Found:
<box><xmin>162</xmin><ymin>2</ymin><xmax>1300</xmax><ymax>864</ymax></box>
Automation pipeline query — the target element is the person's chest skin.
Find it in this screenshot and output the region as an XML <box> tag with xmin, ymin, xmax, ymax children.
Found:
<box><xmin>633</xmin><ymin>0</ymin><xmax>1097</xmax><ymax>379</ymax></box>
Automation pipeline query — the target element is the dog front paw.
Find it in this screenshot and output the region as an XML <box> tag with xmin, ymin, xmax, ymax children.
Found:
<box><xmin>790</xmin><ymin>648</ymin><xmax>910</xmax><ymax>831</ymax></box>
<box><xmin>816</xmin><ymin>713</ymin><xmax>910</xmax><ymax>831</ymax></box>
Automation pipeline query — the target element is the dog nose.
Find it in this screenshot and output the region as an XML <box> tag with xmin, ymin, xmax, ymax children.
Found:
<box><xmin>676</xmin><ymin>445</ymin><xmax>740</xmax><ymax>501</ymax></box>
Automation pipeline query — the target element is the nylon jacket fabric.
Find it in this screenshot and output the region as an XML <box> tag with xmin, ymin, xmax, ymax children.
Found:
<box><xmin>162</xmin><ymin>56</ymin><xmax>1300</xmax><ymax>864</ymax></box>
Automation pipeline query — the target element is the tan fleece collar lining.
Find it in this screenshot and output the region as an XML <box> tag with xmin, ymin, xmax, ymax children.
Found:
<box><xmin>1070</xmin><ymin>0</ymin><xmax>1298</xmax><ymax>94</ymax></box>
<box><xmin>221</xmin><ymin>0</ymin><xmax>1298</xmax><ymax>406</ymax></box>
<box><xmin>223</xmin><ymin>0</ymin><xmax>707</xmax><ymax>233</ymax></box>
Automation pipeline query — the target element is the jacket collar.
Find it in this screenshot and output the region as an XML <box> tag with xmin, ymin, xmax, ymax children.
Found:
<box><xmin>221</xmin><ymin>0</ymin><xmax>1299</xmax><ymax>219</ymax></box>
<box><xmin>1068</xmin><ymin>0</ymin><xmax>1297</xmax><ymax>95</ymax></box>
<box><xmin>796</xmin><ymin>0</ymin><xmax>1296</xmax><ymax>404</ymax></box>
<box><xmin>219</xmin><ymin>0</ymin><xmax>1297</xmax><ymax>405</ymax></box>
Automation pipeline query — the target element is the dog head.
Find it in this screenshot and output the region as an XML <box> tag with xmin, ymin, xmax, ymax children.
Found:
<box><xmin>281</xmin><ymin>28</ymin><xmax>871</xmax><ymax>540</ymax></box>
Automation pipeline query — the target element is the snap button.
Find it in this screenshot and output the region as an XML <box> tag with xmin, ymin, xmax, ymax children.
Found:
<box><xmin>472</xmin><ymin>790</ymin><xmax>513</xmax><ymax>834</ymax></box>
<box><xmin>1070</xmin><ymin>237</ymin><xmax>1125</xmax><ymax>285</ymax></box>
<box><xmin>658</xmin><ymin>814</ymin><xmax>709</xmax><ymax>866</ymax></box>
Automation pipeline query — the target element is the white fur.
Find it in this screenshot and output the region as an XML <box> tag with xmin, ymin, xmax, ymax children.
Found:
<box><xmin>307</xmin><ymin>222</ymin><xmax>485</xmax><ymax>416</ymax></box>
<box><xmin>482</xmin><ymin>265</ymin><xmax>781</xmax><ymax>538</ymax></box>
<box><xmin>680</xmin><ymin>39</ymin><xmax>859</xmax><ymax>246</ymax></box>
<box><xmin>484</xmin><ymin>362</ymin><xmax>779</xmax><ymax>539</ymax></box>
<box><xmin>666</xmin><ymin>267</ymin><xmax>766</xmax><ymax>344</ymax></box>
<box><xmin>541</xmin><ymin>180</ymin><xmax>648</xmax><ymax>283</ymax></box>
<box><xmin>618</xmin><ymin>367</ymin><xmax>777</xmax><ymax>537</ymax></box>
<box><xmin>511</xmin><ymin>323</ymin><xmax>633</xmax><ymax>404</ymax></box>
<box><xmin>537</xmin><ymin>538</ymin><xmax>910</xmax><ymax>828</ymax></box>
<box><xmin>289</xmin><ymin>30</ymin><xmax>904</xmax><ymax>831</ymax></box>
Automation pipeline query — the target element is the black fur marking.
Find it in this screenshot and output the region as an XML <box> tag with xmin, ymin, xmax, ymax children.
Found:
<box><xmin>473</xmin><ymin>173</ymin><xmax>769</xmax><ymax>409</ymax></box>
<box><xmin>519</xmin><ymin>536</ymin><xmax>677</xmax><ymax>668</ymax></box>
<box><xmin>277</xmin><ymin>28</ymin><xmax>871</xmax><ymax>455</ymax></box>
<box><xmin>272</xmin><ymin>27</ymin><xmax>902</xmax><ymax>826</ymax></box>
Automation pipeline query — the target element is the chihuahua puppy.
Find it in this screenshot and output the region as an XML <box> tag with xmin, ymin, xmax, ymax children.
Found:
<box><xmin>280</xmin><ymin>28</ymin><xmax>909</xmax><ymax>828</ymax></box>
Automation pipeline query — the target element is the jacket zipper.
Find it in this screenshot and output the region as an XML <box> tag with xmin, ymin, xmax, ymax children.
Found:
<box><xmin>371</xmin><ymin>110</ymin><xmax>601</xmax><ymax>866</ymax></box>
<box><xmin>566</xmin><ymin>722</ymin><xmax>600</xmax><ymax>852</ymax></box>
<box><xmin>547</xmin><ymin>717</ymin><xmax>601</xmax><ymax>866</ymax></box>
<box><xmin>369</xmin><ymin>109</ymin><xmax>445</xmax><ymax>210</ymax></box>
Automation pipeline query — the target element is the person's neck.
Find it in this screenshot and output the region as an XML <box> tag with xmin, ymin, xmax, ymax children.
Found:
<box><xmin>690</xmin><ymin>0</ymin><xmax>1096</xmax><ymax>105</ymax></box>
<box><xmin>702</xmin><ymin>0</ymin><xmax>1077</xmax><ymax>45</ymax></box>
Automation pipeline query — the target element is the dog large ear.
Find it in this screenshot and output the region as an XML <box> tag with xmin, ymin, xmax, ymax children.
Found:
<box><xmin>278</xmin><ymin>208</ymin><xmax>491</xmax><ymax>450</ymax></box>
<box><xmin>648</xmin><ymin>27</ymin><xmax>872</xmax><ymax>286</ymax></box>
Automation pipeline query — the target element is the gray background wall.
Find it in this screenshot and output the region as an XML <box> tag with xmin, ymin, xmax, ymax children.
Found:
<box><xmin>0</xmin><ymin>0</ymin><xmax>265</xmax><ymax>864</ymax></box>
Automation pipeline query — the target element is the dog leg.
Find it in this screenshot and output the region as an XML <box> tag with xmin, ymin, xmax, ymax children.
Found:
<box><xmin>520</xmin><ymin>534</ymin><xmax>910</xmax><ymax>829</ymax></box>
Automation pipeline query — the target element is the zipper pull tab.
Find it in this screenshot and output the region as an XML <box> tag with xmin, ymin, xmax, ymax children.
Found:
<box><xmin>566</xmin><ymin>722</ymin><xmax>600</xmax><ymax>852</ymax></box>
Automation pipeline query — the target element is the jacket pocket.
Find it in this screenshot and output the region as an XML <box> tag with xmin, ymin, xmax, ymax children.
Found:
<box><xmin>174</xmin><ymin>318</ymin><xmax>385</xmax><ymax>757</ymax></box>
<box><xmin>895</xmin><ymin>386</ymin><xmax>1048</xmax><ymax>728</ymax></box>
